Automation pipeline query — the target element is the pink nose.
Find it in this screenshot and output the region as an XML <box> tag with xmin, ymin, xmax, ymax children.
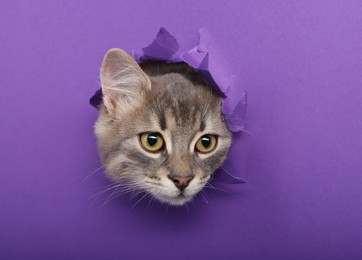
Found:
<box><xmin>168</xmin><ymin>175</ymin><xmax>194</xmax><ymax>190</ymax></box>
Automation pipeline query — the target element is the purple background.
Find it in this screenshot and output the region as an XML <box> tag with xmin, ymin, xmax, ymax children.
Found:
<box><xmin>1</xmin><ymin>1</ymin><xmax>362</xmax><ymax>259</ymax></box>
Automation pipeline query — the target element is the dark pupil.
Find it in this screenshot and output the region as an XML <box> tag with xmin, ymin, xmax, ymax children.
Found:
<box><xmin>201</xmin><ymin>136</ymin><xmax>211</xmax><ymax>148</ymax></box>
<box><xmin>147</xmin><ymin>134</ymin><xmax>158</xmax><ymax>146</ymax></box>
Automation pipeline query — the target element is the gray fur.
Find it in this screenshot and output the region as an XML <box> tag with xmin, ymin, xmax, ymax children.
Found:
<box><xmin>94</xmin><ymin>49</ymin><xmax>232</xmax><ymax>206</ymax></box>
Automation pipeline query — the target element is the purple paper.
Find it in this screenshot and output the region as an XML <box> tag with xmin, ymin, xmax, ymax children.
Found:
<box><xmin>2</xmin><ymin>1</ymin><xmax>362</xmax><ymax>259</ymax></box>
<box><xmin>139</xmin><ymin>27</ymin><xmax>180</xmax><ymax>61</ymax></box>
<box><xmin>93</xmin><ymin>27</ymin><xmax>247</xmax><ymax>133</ymax></box>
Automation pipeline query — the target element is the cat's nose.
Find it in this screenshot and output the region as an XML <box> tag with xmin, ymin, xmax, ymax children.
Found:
<box><xmin>168</xmin><ymin>175</ymin><xmax>194</xmax><ymax>190</ymax></box>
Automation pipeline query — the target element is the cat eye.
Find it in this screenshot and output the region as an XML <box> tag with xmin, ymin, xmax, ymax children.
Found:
<box><xmin>140</xmin><ymin>132</ymin><xmax>164</xmax><ymax>152</ymax></box>
<box><xmin>195</xmin><ymin>134</ymin><xmax>217</xmax><ymax>153</ymax></box>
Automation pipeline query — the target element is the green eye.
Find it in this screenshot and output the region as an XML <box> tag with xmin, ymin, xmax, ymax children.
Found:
<box><xmin>140</xmin><ymin>132</ymin><xmax>164</xmax><ymax>152</ymax></box>
<box><xmin>195</xmin><ymin>135</ymin><xmax>217</xmax><ymax>153</ymax></box>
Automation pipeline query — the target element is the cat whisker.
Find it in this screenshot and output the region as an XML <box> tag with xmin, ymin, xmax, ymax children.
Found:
<box><xmin>240</xmin><ymin>129</ymin><xmax>253</xmax><ymax>136</ymax></box>
<box><xmin>91</xmin><ymin>182</ymin><xmax>120</xmax><ymax>191</ymax></box>
<box><xmin>78</xmin><ymin>160</ymin><xmax>117</xmax><ymax>188</ymax></box>
<box><xmin>129</xmin><ymin>192</ymin><xmax>151</xmax><ymax>212</ymax></box>
<box><xmin>220</xmin><ymin>166</ymin><xmax>237</xmax><ymax>178</ymax></box>
<box><xmin>89</xmin><ymin>183</ymin><xmax>122</xmax><ymax>203</ymax></box>
<box><xmin>144</xmin><ymin>181</ymin><xmax>163</xmax><ymax>187</ymax></box>
<box><xmin>129</xmin><ymin>188</ymin><xmax>145</xmax><ymax>201</ymax></box>
<box><xmin>89</xmin><ymin>183</ymin><xmax>121</xmax><ymax>199</ymax></box>
<box><xmin>146</xmin><ymin>195</ymin><xmax>156</xmax><ymax>209</ymax></box>
<box><xmin>199</xmin><ymin>190</ymin><xmax>209</xmax><ymax>204</ymax></box>
<box><xmin>78</xmin><ymin>165</ymin><xmax>106</xmax><ymax>187</ymax></box>
<box><xmin>90</xmin><ymin>180</ymin><xmax>140</xmax><ymax>204</ymax></box>
<box><xmin>184</xmin><ymin>201</ymin><xmax>190</xmax><ymax>214</ymax></box>
<box><xmin>147</xmin><ymin>191</ymin><xmax>162</xmax><ymax>209</ymax></box>
<box><xmin>94</xmin><ymin>181</ymin><xmax>146</xmax><ymax>207</ymax></box>
<box><xmin>205</xmin><ymin>182</ymin><xmax>234</xmax><ymax>196</ymax></box>
<box><xmin>105</xmin><ymin>189</ymin><xmax>138</xmax><ymax>205</ymax></box>
<box><xmin>101</xmin><ymin>185</ymin><xmax>129</xmax><ymax>206</ymax></box>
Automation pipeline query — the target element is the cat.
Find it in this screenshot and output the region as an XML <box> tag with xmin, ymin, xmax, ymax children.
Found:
<box><xmin>94</xmin><ymin>48</ymin><xmax>232</xmax><ymax>206</ymax></box>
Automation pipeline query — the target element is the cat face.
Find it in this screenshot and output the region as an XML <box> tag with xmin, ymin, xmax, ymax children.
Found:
<box><xmin>94</xmin><ymin>49</ymin><xmax>232</xmax><ymax>205</ymax></box>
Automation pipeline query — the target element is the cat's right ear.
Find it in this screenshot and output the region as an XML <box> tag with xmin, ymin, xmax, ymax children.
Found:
<box><xmin>100</xmin><ymin>48</ymin><xmax>151</xmax><ymax>115</ymax></box>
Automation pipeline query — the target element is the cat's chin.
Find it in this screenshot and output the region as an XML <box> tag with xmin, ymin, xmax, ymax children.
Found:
<box><xmin>155</xmin><ymin>194</ymin><xmax>194</xmax><ymax>206</ymax></box>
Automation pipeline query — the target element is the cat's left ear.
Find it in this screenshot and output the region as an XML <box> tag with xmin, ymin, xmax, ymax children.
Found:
<box><xmin>100</xmin><ymin>48</ymin><xmax>151</xmax><ymax>115</ymax></box>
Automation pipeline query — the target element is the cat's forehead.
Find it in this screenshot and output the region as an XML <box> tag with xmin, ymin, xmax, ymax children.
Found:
<box><xmin>144</xmin><ymin>73</ymin><xmax>221</xmax><ymax>131</ymax></box>
<box><xmin>150</xmin><ymin>73</ymin><xmax>219</xmax><ymax>105</ymax></box>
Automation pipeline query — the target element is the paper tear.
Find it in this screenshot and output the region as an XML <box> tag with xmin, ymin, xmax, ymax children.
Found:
<box><xmin>139</xmin><ymin>27</ymin><xmax>180</xmax><ymax>62</ymax></box>
<box><xmin>92</xmin><ymin>27</ymin><xmax>247</xmax><ymax>132</ymax></box>
<box><xmin>90</xmin><ymin>27</ymin><xmax>247</xmax><ymax>184</ymax></box>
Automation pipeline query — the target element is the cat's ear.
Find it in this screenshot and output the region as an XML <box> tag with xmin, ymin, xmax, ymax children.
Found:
<box><xmin>100</xmin><ymin>48</ymin><xmax>151</xmax><ymax>114</ymax></box>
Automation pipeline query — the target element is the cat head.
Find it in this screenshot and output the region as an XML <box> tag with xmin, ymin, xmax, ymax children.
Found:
<box><xmin>94</xmin><ymin>48</ymin><xmax>232</xmax><ymax>205</ymax></box>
